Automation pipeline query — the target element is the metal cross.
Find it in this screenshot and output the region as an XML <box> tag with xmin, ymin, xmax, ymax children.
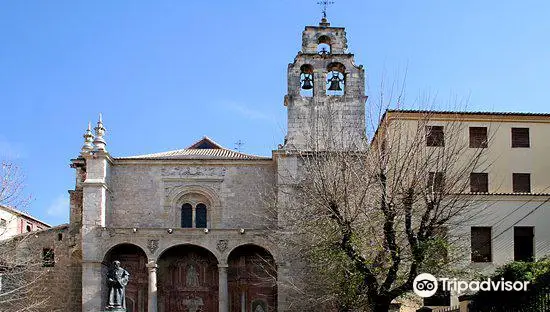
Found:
<box><xmin>234</xmin><ymin>140</ymin><xmax>245</xmax><ymax>152</ymax></box>
<box><xmin>317</xmin><ymin>0</ymin><xmax>335</xmax><ymax>19</ymax></box>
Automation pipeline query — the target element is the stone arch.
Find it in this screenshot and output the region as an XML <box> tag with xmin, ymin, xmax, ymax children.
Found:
<box><xmin>157</xmin><ymin>244</ymin><xmax>220</xmax><ymax>312</ymax></box>
<box><xmin>103</xmin><ymin>243</ymin><xmax>149</xmax><ymax>312</ymax></box>
<box><xmin>103</xmin><ymin>240</ymin><xmax>151</xmax><ymax>260</ymax></box>
<box><xmin>166</xmin><ymin>184</ymin><xmax>222</xmax><ymax>228</ymax></box>
<box><xmin>225</xmin><ymin>242</ymin><xmax>279</xmax><ymax>264</ymax></box>
<box><xmin>228</xmin><ymin>244</ymin><xmax>277</xmax><ymax>312</ymax></box>
<box><xmin>326</xmin><ymin>62</ymin><xmax>346</xmax><ymax>95</ymax></box>
<box><xmin>299</xmin><ymin>64</ymin><xmax>314</xmax><ymax>96</ymax></box>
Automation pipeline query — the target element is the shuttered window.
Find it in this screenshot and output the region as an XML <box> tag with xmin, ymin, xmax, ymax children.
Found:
<box><xmin>428</xmin><ymin>172</ymin><xmax>445</xmax><ymax>192</ymax></box>
<box><xmin>426</xmin><ymin>126</ymin><xmax>444</xmax><ymax>147</ymax></box>
<box><xmin>42</xmin><ymin>248</ymin><xmax>55</xmax><ymax>267</ymax></box>
<box><xmin>471</xmin><ymin>227</ymin><xmax>492</xmax><ymax>262</ymax></box>
<box><xmin>514</xmin><ymin>227</ymin><xmax>534</xmax><ymax>262</ymax></box>
<box><xmin>470</xmin><ymin>173</ymin><xmax>489</xmax><ymax>193</ymax></box>
<box><xmin>469</xmin><ymin>127</ymin><xmax>488</xmax><ymax>148</ymax></box>
<box><xmin>513</xmin><ymin>173</ymin><xmax>531</xmax><ymax>193</ymax></box>
<box><xmin>511</xmin><ymin>128</ymin><xmax>530</xmax><ymax>148</ymax></box>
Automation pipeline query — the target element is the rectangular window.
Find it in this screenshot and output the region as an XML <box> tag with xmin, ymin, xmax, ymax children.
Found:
<box><xmin>42</xmin><ymin>248</ymin><xmax>55</xmax><ymax>267</ymax></box>
<box><xmin>514</xmin><ymin>227</ymin><xmax>534</xmax><ymax>262</ymax></box>
<box><xmin>513</xmin><ymin>173</ymin><xmax>531</xmax><ymax>193</ymax></box>
<box><xmin>469</xmin><ymin>127</ymin><xmax>488</xmax><ymax>148</ymax></box>
<box><xmin>426</xmin><ymin>126</ymin><xmax>445</xmax><ymax>147</ymax></box>
<box><xmin>0</xmin><ymin>218</ymin><xmax>6</xmax><ymax>228</ymax></box>
<box><xmin>471</xmin><ymin>227</ymin><xmax>492</xmax><ymax>262</ymax></box>
<box><xmin>470</xmin><ymin>173</ymin><xmax>489</xmax><ymax>193</ymax></box>
<box><xmin>511</xmin><ymin>128</ymin><xmax>530</xmax><ymax>148</ymax></box>
<box><xmin>428</xmin><ymin>172</ymin><xmax>445</xmax><ymax>192</ymax></box>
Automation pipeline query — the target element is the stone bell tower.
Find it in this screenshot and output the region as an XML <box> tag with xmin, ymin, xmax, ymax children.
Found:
<box><xmin>283</xmin><ymin>18</ymin><xmax>367</xmax><ymax>150</ymax></box>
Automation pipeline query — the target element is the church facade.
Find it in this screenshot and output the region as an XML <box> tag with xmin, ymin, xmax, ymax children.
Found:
<box><xmin>69</xmin><ymin>17</ymin><xmax>365</xmax><ymax>312</ymax></box>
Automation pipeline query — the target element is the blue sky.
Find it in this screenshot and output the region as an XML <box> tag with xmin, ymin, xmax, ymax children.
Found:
<box><xmin>1</xmin><ymin>1</ymin><xmax>549</xmax><ymax>225</ymax></box>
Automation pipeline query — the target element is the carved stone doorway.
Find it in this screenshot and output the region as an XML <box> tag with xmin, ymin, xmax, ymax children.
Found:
<box><xmin>158</xmin><ymin>244</ymin><xmax>219</xmax><ymax>312</ymax></box>
<box><xmin>228</xmin><ymin>245</ymin><xmax>277</xmax><ymax>312</ymax></box>
<box><xmin>103</xmin><ymin>244</ymin><xmax>149</xmax><ymax>312</ymax></box>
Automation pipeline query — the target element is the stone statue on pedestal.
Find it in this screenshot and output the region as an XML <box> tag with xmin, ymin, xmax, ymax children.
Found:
<box><xmin>106</xmin><ymin>260</ymin><xmax>130</xmax><ymax>311</ymax></box>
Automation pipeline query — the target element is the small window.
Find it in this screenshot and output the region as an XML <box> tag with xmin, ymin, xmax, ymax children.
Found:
<box><xmin>513</xmin><ymin>173</ymin><xmax>531</xmax><ymax>193</ymax></box>
<box><xmin>42</xmin><ymin>248</ymin><xmax>55</xmax><ymax>267</ymax></box>
<box><xmin>514</xmin><ymin>227</ymin><xmax>534</xmax><ymax>262</ymax></box>
<box><xmin>469</xmin><ymin>127</ymin><xmax>488</xmax><ymax>148</ymax></box>
<box><xmin>195</xmin><ymin>203</ymin><xmax>207</xmax><ymax>228</ymax></box>
<box><xmin>181</xmin><ymin>203</ymin><xmax>193</xmax><ymax>228</ymax></box>
<box><xmin>511</xmin><ymin>128</ymin><xmax>530</xmax><ymax>148</ymax></box>
<box><xmin>426</xmin><ymin>126</ymin><xmax>444</xmax><ymax>147</ymax></box>
<box><xmin>428</xmin><ymin>172</ymin><xmax>445</xmax><ymax>192</ymax></box>
<box><xmin>26</xmin><ymin>224</ymin><xmax>32</xmax><ymax>232</ymax></box>
<box><xmin>57</xmin><ymin>233</ymin><xmax>63</xmax><ymax>241</ymax></box>
<box><xmin>470</xmin><ymin>173</ymin><xmax>489</xmax><ymax>193</ymax></box>
<box><xmin>471</xmin><ymin>227</ymin><xmax>492</xmax><ymax>262</ymax></box>
<box><xmin>0</xmin><ymin>218</ymin><xmax>6</xmax><ymax>228</ymax></box>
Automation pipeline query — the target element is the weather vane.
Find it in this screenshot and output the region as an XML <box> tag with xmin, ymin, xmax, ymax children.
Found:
<box><xmin>317</xmin><ymin>0</ymin><xmax>335</xmax><ymax>20</ymax></box>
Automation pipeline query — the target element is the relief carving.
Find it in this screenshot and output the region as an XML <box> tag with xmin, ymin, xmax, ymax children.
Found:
<box><xmin>216</xmin><ymin>240</ymin><xmax>228</xmax><ymax>252</ymax></box>
<box><xmin>161</xmin><ymin>166</ymin><xmax>226</xmax><ymax>177</ymax></box>
<box><xmin>147</xmin><ymin>239</ymin><xmax>159</xmax><ymax>254</ymax></box>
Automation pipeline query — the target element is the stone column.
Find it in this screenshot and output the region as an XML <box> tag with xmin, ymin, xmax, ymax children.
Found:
<box><xmin>147</xmin><ymin>261</ymin><xmax>158</xmax><ymax>312</ymax></box>
<box><xmin>218</xmin><ymin>264</ymin><xmax>229</xmax><ymax>312</ymax></box>
<box><xmin>81</xmin><ymin>261</ymin><xmax>104</xmax><ymax>312</ymax></box>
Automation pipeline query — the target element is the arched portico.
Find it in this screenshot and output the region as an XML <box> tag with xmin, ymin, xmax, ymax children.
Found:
<box><xmin>228</xmin><ymin>244</ymin><xmax>277</xmax><ymax>312</ymax></box>
<box><xmin>157</xmin><ymin>244</ymin><xmax>220</xmax><ymax>312</ymax></box>
<box><xmin>103</xmin><ymin>243</ymin><xmax>149</xmax><ymax>312</ymax></box>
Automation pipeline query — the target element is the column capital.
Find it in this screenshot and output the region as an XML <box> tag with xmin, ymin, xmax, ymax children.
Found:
<box><xmin>217</xmin><ymin>263</ymin><xmax>229</xmax><ymax>269</ymax></box>
<box><xmin>146</xmin><ymin>261</ymin><xmax>158</xmax><ymax>269</ymax></box>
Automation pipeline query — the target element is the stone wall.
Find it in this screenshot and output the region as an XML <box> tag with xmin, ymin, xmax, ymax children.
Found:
<box><xmin>1</xmin><ymin>224</ymin><xmax>82</xmax><ymax>312</ymax></box>
<box><xmin>108</xmin><ymin>160</ymin><xmax>276</xmax><ymax>229</ymax></box>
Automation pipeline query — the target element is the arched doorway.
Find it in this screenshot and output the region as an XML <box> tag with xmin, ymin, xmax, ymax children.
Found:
<box><xmin>103</xmin><ymin>244</ymin><xmax>148</xmax><ymax>312</ymax></box>
<box><xmin>157</xmin><ymin>244</ymin><xmax>219</xmax><ymax>312</ymax></box>
<box><xmin>228</xmin><ymin>245</ymin><xmax>277</xmax><ymax>312</ymax></box>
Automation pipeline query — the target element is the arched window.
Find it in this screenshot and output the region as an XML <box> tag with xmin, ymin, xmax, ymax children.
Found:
<box><xmin>300</xmin><ymin>64</ymin><xmax>314</xmax><ymax>97</ymax></box>
<box><xmin>181</xmin><ymin>203</ymin><xmax>193</xmax><ymax>228</ymax></box>
<box><xmin>195</xmin><ymin>203</ymin><xmax>207</xmax><ymax>228</ymax></box>
<box><xmin>317</xmin><ymin>35</ymin><xmax>331</xmax><ymax>55</ymax></box>
<box><xmin>326</xmin><ymin>62</ymin><xmax>345</xmax><ymax>96</ymax></box>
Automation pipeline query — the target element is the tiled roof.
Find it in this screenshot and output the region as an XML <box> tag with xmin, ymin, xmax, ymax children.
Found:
<box><xmin>116</xmin><ymin>137</ymin><xmax>270</xmax><ymax>160</ymax></box>
<box><xmin>387</xmin><ymin>109</ymin><xmax>550</xmax><ymax>117</ymax></box>
<box><xmin>0</xmin><ymin>205</ymin><xmax>51</xmax><ymax>227</ymax></box>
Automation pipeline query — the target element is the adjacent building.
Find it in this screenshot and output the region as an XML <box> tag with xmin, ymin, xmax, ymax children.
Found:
<box><xmin>0</xmin><ymin>205</ymin><xmax>51</xmax><ymax>240</ymax></box>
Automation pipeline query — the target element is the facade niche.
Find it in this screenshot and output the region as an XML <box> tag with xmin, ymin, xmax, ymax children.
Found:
<box><xmin>299</xmin><ymin>64</ymin><xmax>314</xmax><ymax>97</ymax></box>
<box><xmin>326</xmin><ymin>62</ymin><xmax>345</xmax><ymax>96</ymax></box>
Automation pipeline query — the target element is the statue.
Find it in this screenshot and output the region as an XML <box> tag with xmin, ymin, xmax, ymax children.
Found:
<box><xmin>186</xmin><ymin>264</ymin><xmax>199</xmax><ymax>287</ymax></box>
<box><xmin>106</xmin><ymin>260</ymin><xmax>130</xmax><ymax>311</ymax></box>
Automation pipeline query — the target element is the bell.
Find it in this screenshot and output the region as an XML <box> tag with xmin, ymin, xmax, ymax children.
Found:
<box><xmin>328</xmin><ymin>77</ymin><xmax>342</xmax><ymax>91</ymax></box>
<box><xmin>301</xmin><ymin>76</ymin><xmax>313</xmax><ymax>90</ymax></box>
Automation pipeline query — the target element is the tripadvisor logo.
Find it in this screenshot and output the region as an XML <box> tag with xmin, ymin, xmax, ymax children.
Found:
<box><xmin>413</xmin><ymin>273</ymin><xmax>530</xmax><ymax>298</ymax></box>
<box><xmin>413</xmin><ymin>273</ymin><xmax>438</xmax><ymax>298</ymax></box>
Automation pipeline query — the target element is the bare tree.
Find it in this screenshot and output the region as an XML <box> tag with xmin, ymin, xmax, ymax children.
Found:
<box><xmin>0</xmin><ymin>160</ymin><xmax>30</xmax><ymax>210</ymax></box>
<box><xmin>275</xmin><ymin>88</ymin><xmax>492</xmax><ymax>311</ymax></box>
<box><xmin>0</xmin><ymin>159</ymin><xmax>50</xmax><ymax>312</ymax></box>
